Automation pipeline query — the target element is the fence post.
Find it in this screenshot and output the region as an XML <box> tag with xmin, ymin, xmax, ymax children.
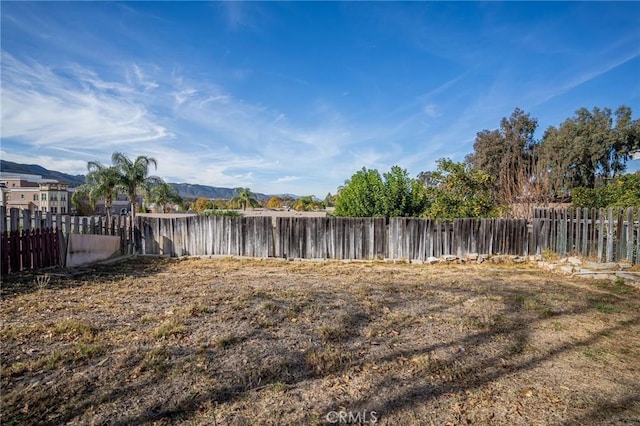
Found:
<box><xmin>626</xmin><ymin>208</ymin><xmax>634</xmax><ymax>263</ymax></box>
<box><xmin>0</xmin><ymin>206</ymin><xmax>7</xmax><ymax>275</ymax></box>
<box><xmin>589</xmin><ymin>208</ymin><xmax>597</xmax><ymax>258</ymax></box>
<box><xmin>597</xmin><ymin>208</ymin><xmax>604</xmax><ymax>262</ymax></box>
<box><xmin>0</xmin><ymin>206</ymin><xmax>5</xmax><ymax>235</ymax></box>
<box><xmin>606</xmin><ymin>208</ymin><xmax>614</xmax><ymax>262</ymax></box>
<box><xmin>22</xmin><ymin>210</ymin><xmax>32</xmax><ymax>271</ymax></box>
<box><xmin>636</xmin><ymin>209</ymin><xmax>640</xmax><ymax>265</ymax></box>
<box><xmin>616</xmin><ymin>208</ymin><xmax>624</xmax><ymax>261</ymax></box>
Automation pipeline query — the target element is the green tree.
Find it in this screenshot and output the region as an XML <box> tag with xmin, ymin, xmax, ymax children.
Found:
<box><xmin>230</xmin><ymin>187</ymin><xmax>260</xmax><ymax>210</ymax></box>
<box><xmin>150</xmin><ymin>183</ymin><xmax>183</xmax><ymax>213</ymax></box>
<box><xmin>293</xmin><ymin>196</ymin><xmax>321</xmax><ymax>211</ymax></box>
<box><xmin>334</xmin><ymin>167</ymin><xmax>385</xmax><ymax>217</ymax></box>
<box><xmin>572</xmin><ymin>173</ymin><xmax>640</xmax><ymax>208</ymax></box>
<box><xmin>266</xmin><ymin>196</ymin><xmax>282</xmax><ymax>209</ymax></box>
<box><xmin>539</xmin><ymin>106</ymin><xmax>640</xmax><ymax>192</ymax></box>
<box><xmin>71</xmin><ymin>162</ymin><xmax>121</xmax><ymax>220</ymax></box>
<box><xmin>467</xmin><ymin>108</ymin><xmax>539</xmax><ymax>205</ymax></box>
<box><xmin>213</xmin><ymin>198</ymin><xmax>230</xmax><ymax>209</ymax></box>
<box><xmin>111</xmin><ymin>152</ymin><xmax>164</xmax><ymax>219</ymax></box>
<box><xmin>422</xmin><ymin>158</ymin><xmax>499</xmax><ymax>219</ymax></box>
<box><xmin>334</xmin><ymin>166</ymin><xmax>426</xmax><ymax>217</ymax></box>
<box><xmin>323</xmin><ymin>192</ymin><xmax>336</xmax><ymax>208</ymax></box>
<box><xmin>193</xmin><ymin>197</ymin><xmax>214</xmax><ymax>212</ymax></box>
<box><xmin>382</xmin><ymin>166</ymin><xmax>427</xmax><ymax>217</ymax></box>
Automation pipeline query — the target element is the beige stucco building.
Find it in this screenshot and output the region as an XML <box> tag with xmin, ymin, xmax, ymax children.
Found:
<box><xmin>0</xmin><ymin>173</ymin><xmax>69</xmax><ymax>214</ymax></box>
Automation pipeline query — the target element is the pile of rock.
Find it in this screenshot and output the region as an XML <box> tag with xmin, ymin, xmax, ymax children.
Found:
<box><xmin>535</xmin><ymin>256</ymin><xmax>639</xmax><ymax>284</ymax></box>
<box><xmin>404</xmin><ymin>253</ymin><xmax>639</xmax><ymax>288</ymax></box>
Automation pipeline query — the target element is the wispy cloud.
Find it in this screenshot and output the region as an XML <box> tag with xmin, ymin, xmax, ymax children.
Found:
<box><xmin>1</xmin><ymin>53</ymin><xmax>170</xmax><ymax>148</ymax></box>
<box><xmin>532</xmin><ymin>49</ymin><xmax>640</xmax><ymax>107</ymax></box>
<box><xmin>274</xmin><ymin>176</ymin><xmax>300</xmax><ymax>184</ymax></box>
<box><xmin>0</xmin><ymin>149</ymin><xmax>89</xmax><ymax>175</ymax></box>
<box><xmin>423</xmin><ymin>104</ymin><xmax>439</xmax><ymax>118</ymax></box>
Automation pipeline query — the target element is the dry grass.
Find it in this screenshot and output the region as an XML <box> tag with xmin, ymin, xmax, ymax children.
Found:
<box><xmin>1</xmin><ymin>257</ymin><xmax>639</xmax><ymax>425</ymax></box>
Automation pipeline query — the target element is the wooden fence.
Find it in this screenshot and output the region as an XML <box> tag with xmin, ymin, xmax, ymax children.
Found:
<box><xmin>1</xmin><ymin>207</ymin><xmax>131</xmax><ymax>275</ymax></box>
<box><xmin>136</xmin><ymin>208</ymin><xmax>640</xmax><ymax>264</ymax></box>
<box><xmin>4</xmin><ymin>206</ymin><xmax>639</xmax><ymax>274</ymax></box>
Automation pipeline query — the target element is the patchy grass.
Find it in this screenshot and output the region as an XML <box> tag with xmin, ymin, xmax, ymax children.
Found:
<box><xmin>1</xmin><ymin>257</ymin><xmax>639</xmax><ymax>425</ymax></box>
<box><xmin>153</xmin><ymin>317</ymin><xmax>188</xmax><ymax>339</ymax></box>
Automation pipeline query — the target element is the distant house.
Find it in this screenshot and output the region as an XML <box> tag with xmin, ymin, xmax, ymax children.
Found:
<box><xmin>0</xmin><ymin>173</ymin><xmax>69</xmax><ymax>214</ymax></box>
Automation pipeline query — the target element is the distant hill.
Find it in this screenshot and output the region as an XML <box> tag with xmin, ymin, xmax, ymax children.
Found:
<box><xmin>0</xmin><ymin>160</ymin><xmax>288</xmax><ymax>200</ymax></box>
<box><xmin>0</xmin><ymin>160</ymin><xmax>86</xmax><ymax>186</ymax></box>
<box><xmin>169</xmin><ymin>183</ymin><xmax>271</xmax><ymax>201</ymax></box>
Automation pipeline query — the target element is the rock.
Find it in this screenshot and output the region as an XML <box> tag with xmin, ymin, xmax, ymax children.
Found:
<box><xmin>582</xmin><ymin>261</ymin><xmax>619</xmax><ymax>271</ymax></box>
<box><xmin>574</xmin><ymin>270</ymin><xmax>614</xmax><ymax>280</ymax></box>
<box><xmin>426</xmin><ymin>256</ymin><xmax>439</xmax><ymax>264</ymax></box>
<box><xmin>442</xmin><ymin>255</ymin><xmax>457</xmax><ymax>262</ymax></box>
<box><xmin>491</xmin><ymin>255</ymin><xmax>508</xmax><ymax>263</ymax></box>
<box><xmin>466</xmin><ymin>253</ymin><xmax>479</xmax><ymax>261</ymax></box>
<box><xmin>618</xmin><ymin>262</ymin><xmax>632</xmax><ymax>271</ymax></box>
<box><xmin>615</xmin><ymin>271</ymin><xmax>640</xmax><ymax>281</ymax></box>
<box><xmin>559</xmin><ymin>265</ymin><xmax>574</xmax><ymax>274</ymax></box>
<box><xmin>567</xmin><ymin>256</ymin><xmax>582</xmax><ymax>266</ymax></box>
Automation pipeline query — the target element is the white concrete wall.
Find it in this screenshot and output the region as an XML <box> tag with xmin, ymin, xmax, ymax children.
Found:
<box><xmin>66</xmin><ymin>234</ymin><xmax>121</xmax><ymax>268</ymax></box>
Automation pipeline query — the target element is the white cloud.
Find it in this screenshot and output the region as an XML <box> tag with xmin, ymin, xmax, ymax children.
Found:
<box><xmin>423</xmin><ymin>104</ymin><xmax>439</xmax><ymax>118</ymax></box>
<box><xmin>131</xmin><ymin>63</ymin><xmax>159</xmax><ymax>91</ymax></box>
<box><xmin>0</xmin><ymin>149</ymin><xmax>88</xmax><ymax>175</ymax></box>
<box><xmin>1</xmin><ymin>53</ymin><xmax>170</xmax><ymax>147</ymax></box>
<box><xmin>274</xmin><ymin>176</ymin><xmax>300</xmax><ymax>184</ymax></box>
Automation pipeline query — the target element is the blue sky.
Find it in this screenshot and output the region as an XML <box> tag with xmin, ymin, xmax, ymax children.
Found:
<box><xmin>1</xmin><ymin>2</ymin><xmax>639</xmax><ymax>197</ymax></box>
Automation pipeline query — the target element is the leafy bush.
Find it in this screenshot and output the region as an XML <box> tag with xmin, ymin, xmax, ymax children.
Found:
<box><xmin>572</xmin><ymin>173</ymin><xmax>640</xmax><ymax>208</ymax></box>
<box><xmin>422</xmin><ymin>159</ymin><xmax>500</xmax><ymax>219</ymax></box>
<box><xmin>334</xmin><ymin>166</ymin><xmax>426</xmax><ymax>217</ymax></box>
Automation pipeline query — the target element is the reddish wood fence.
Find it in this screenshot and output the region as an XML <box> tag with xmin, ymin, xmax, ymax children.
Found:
<box><xmin>1</xmin><ymin>227</ymin><xmax>60</xmax><ymax>275</ymax></box>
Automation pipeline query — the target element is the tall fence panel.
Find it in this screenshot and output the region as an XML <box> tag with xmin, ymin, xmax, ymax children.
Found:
<box><xmin>137</xmin><ymin>215</ymin><xmax>274</xmax><ymax>258</ymax></box>
<box><xmin>277</xmin><ymin>217</ymin><xmax>386</xmax><ymax>260</ymax></box>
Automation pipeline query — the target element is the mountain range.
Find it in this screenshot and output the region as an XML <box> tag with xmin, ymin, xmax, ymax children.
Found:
<box><xmin>0</xmin><ymin>160</ymin><xmax>295</xmax><ymax>200</ymax></box>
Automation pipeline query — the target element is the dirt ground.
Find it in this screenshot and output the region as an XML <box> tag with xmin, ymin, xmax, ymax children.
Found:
<box><xmin>1</xmin><ymin>257</ymin><xmax>639</xmax><ymax>425</ymax></box>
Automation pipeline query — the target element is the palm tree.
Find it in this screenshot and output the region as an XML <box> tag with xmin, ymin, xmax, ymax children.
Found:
<box><xmin>293</xmin><ymin>195</ymin><xmax>316</xmax><ymax>211</ymax></box>
<box><xmin>71</xmin><ymin>162</ymin><xmax>120</xmax><ymax>220</ymax></box>
<box><xmin>230</xmin><ymin>187</ymin><xmax>260</xmax><ymax>210</ymax></box>
<box><xmin>150</xmin><ymin>183</ymin><xmax>183</xmax><ymax>213</ymax></box>
<box><xmin>111</xmin><ymin>152</ymin><xmax>164</xmax><ymax>219</ymax></box>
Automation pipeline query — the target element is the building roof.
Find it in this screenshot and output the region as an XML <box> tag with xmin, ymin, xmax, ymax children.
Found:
<box><xmin>0</xmin><ymin>172</ymin><xmax>59</xmax><ymax>183</ymax></box>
